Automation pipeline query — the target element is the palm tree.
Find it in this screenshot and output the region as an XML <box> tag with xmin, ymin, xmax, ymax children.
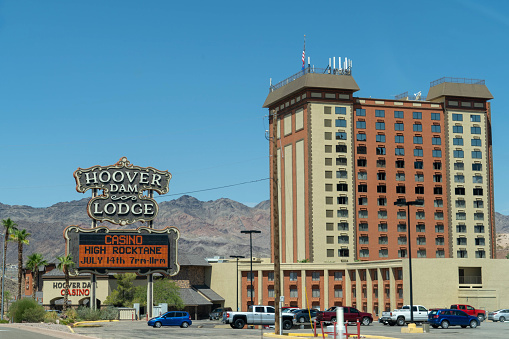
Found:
<box><xmin>26</xmin><ymin>253</ymin><xmax>47</xmax><ymax>299</ymax></box>
<box><xmin>1</xmin><ymin>218</ymin><xmax>18</xmax><ymax>311</ymax></box>
<box><xmin>10</xmin><ymin>229</ymin><xmax>30</xmax><ymax>300</ymax></box>
<box><xmin>57</xmin><ymin>254</ymin><xmax>74</xmax><ymax>312</ymax></box>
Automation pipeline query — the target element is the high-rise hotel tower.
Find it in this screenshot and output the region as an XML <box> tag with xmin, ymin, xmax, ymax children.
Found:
<box><xmin>264</xmin><ymin>67</ymin><xmax>494</xmax><ymax>264</ymax></box>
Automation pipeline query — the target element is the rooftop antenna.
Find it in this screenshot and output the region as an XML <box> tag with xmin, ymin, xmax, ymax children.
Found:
<box><xmin>414</xmin><ymin>91</ymin><xmax>422</xmax><ymax>100</ymax></box>
<box><xmin>301</xmin><ymin>35</ymin><xmax>306</xmax><ymax>71</ymax></box>
<box><xmin>339</xmin><ymin>57</ymin><xmax>342</xmax><ymax>72</ymax></box>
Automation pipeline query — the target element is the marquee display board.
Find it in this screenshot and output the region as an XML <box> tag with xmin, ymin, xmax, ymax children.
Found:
<box><xmin>73</xmin><ymin>157</ymin><xmax>171</xmax><ymax>225</ymax></box>
<box><xmin>64</xmin><ymin>226</ymin><xmax>180</xmax><ymax>276</ymax></box>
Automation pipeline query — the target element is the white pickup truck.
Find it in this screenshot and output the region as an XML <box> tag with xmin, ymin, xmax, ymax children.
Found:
<box><xmin>380</xmin><ymin>305</ymin><xmax>429</xmax><ymax>326</ymax></box>
<box><xmin>222</xmin><ymin>305</ymin><xmax>294</xmax><ymax>330</ymax></box>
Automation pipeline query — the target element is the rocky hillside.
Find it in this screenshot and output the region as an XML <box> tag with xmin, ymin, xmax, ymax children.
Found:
<box><xmin>0</xmin><ymin>195</ymin><xmax>271</xmax><ymax>264</ymax></box>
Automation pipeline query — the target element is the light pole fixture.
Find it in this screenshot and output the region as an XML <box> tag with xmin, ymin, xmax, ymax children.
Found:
<box><xmin>230</xmin><ymin>255</ymin><xmax>245</xmax><ymax>311</ymax></box>
<box><xmin>241</xmin><ymin>230</ymin><xmax>261</xmax><ymax>308</ymax></box>
<box><xmin>394</xmin><ymin>198</ymin><xmax>423</xmax><ymax>323</ymax></box>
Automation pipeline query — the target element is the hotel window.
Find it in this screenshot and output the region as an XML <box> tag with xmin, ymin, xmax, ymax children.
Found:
<box><xmin>376</xmin><ymin>147</ymin><xmax>386</xmax><ymax>155</ymax></box>
<box><xmin>434</xmin><ymin>186</ymin><xmax>443</xmax><ymax>194</ymax></box>
<box><xmin>359</xmin><ymin>236</ymin><xmax>369</xmax><ymax>244</ymax></box>
<box><xmin>377</xmin><ymin>159</ymin><xmax>386</xmax><ymax>167</ymax></box>
<box><xmin>335</xmin><ymin>107</ymin><xmax>346</xmax><ymax>115</ymax></box>
<box><xmin>413</xmin><ymin>123</ymin><xmax>422</xmax><ymax>132</ymax></box>
<box><xmin>435</xmin><ymin>224</ymin><xmax>444</xmax><ymax>233</ymax></box>
<box><xmin>471</xmin><ymin>138</ymin><xmax>482</xmax><ymax>146</ymax></box>
<box><xmin>379</xmin><ymin>249</ymin><xmax>389</xmax><ymax>258</ymax></box>
<box><xmin>417</xmin><ymin>235</ymin><xmax>426</xmax><ymax>244</ymax></box>
<box><xmin>247</xmin><ymin>287</ymin><xmax>254</xmax><ymax>297</ymax></box>
<box><xmin>336</xmin><ymin>132</ymin><xmax>347</xmax><ymax>140</ymax></box>
<box><xmin>378</xmin><ymin>198</ymin><xmax>387</xmax><ymax>206</ymax></box>
<box><xmin>268</xmin><ymin>272</ymin><xmax>274</xmax><ymax>281</ymax></box>
<box><xmin>375</xmin><ymin>110</ymin><xmax>385</xmax><ymax>117</ymax></box>
<box><xmin>337</xmin><ymin>170</ymin><xmax>347</xmax><ymax>179</ymax></box>
<box><xmin>377</xmin><ymin>172</ymin><xmax>386</xmax><ymax>180</ymax></box>
<box><xmin>336</xmin><ymin>157</ymin><xmax>347</xmax><ymax>165</ymax></box>
<box><xmin>454</xmin><ymin>175</ymin><xmax>465</xmax><ymax>183</ymax></box>
<box><xmin>454</xmin><ymin>162</ymin><xmax>464</xmax><ymax>170</ymax></box>
<box><xmin>290</xmin><ymin>288</ymin><xmax>298</xmax><ymax>297</ymax></box>
<box><xmin>397</xmin><ymin>210</ymin><xmax>406</xmax><ymax>219</ymax></box>
<box><xmin>431</xmin><ymin>113</ymin><xmax>440</xmax><ymax>120</ymax></box>
<box><xmin>395</xmin><ymin>123</ymin><xmax>404</xmax><ymax>131</ymax></box>
<box><xmin>378</xmin><ymin>210</ymin><xmax>388</xmax><ymax>219</ymax></box>
<box><xmin>358</xmin><ymin>197</ymin><xmax>367</xmax><ymax>205</ymax></box>
<box><xmin>457</xmin><ymin>250</ymin><xmax>468</xmax><ymax>258</ymax></box>
<box><xmin>472</xmin><ymin>175</ymin><xmax>483</xmax><ymax>184</ymax></box>
<box><xmin>474</xmin><ymin>213</ymin><xmax>484</xmax><ymax>221</ymax></box>
<box><xmin>334</xmin><ymin>288</ymin><xmax>343</xmax><ymax>298</ymax></box>
<box><xmin>433</xmin><ymin>161</ymin><xmax>442</xmax><ymax>170</ymax></box>
<box><xmin>457</xmin><ymin>225</ymin><xmax>467</xmax><ymax>233</ymax></box>
<box><xmin>358</xmin><ymin>223</ymin><xmax>368</xmax><ymax>231</ymax></box>
<box><xmin>395</xmin><ymin>135</ymin><xmax>404</xmax><ymax>143</ymax></box>
<box><xmin>472</xmin><ymin>163</ymin><xmax>482</xmax><ymax>171</ymax></box>
<box><xmin>453</xmin><ymin>125</ymin><xmax>463</xmax><ymax>133</ymax></box>
<box><xmin>338</xmin><ymin>196</ymin><xmax>348</xmax><ymax>205</ymax></box>
<box><xmin>338</xmin><ymin>210</ymin><xmax>348</xmax><ymax>218</ymax></box>
<box><xmin>435</xmin><ymin>212</ymin><xmax>444</xmax><ymax>220</ymax></box>
<box><xmin>396</xmin><ymin>173</ymin><xmax>405</xmax><ymax>181</ymax></box>
<box><xmin>414</xmin><ymin>161</ymin><xmax>423</xmax><ymax>169</ymax></box>
<box><xmin>312</xmin><ymin>289</ymin><xmax>320</xmax><ymax>298</ymax></box>
<box><xmin>453</xmin><ymin>137</ymin><xmax>464</xmax><ymax>145</ymax></box>
<box><xmin>414</xmin><ymin>149</ymin><xmax>423</xmax><ymax>157</ymax></box>
<box><xmin>377</xmin><ymin>185</ymin><xmax>386</xmax><ymax>193</ymax></box>
<box><xmin>247</xmin><ymin>272</ymin><xmax>254</xmax><ymax>281</ymax></box>
<box><xmin>472</xmin><ymin>151</ymin><xmax>482</xmax><ymax>159</ymax></box>
<box><xmin>336</xmin><ymin>144</ymin><xmax>347</xmax><ymax>153</ymax></box>
<box><xmin>475</xmin><ymin>238</ymin><xmax>485</xmax><ymax>246</ymax></box>
<box><xmin>312</xmin><ymin>272</ymin><xmax>320</xmax><ymax>281</ymax></box>
<box><xmin>336</xmin><ymin>119</ymin><xmax>347</xmax><ymax>127</ymax></box>
<box><xmin>395</xmin><ymin>147</ymin><xmax>405</xmax><ymax>156</ymax></box>
<box><xmin>356</xmin><ymin>121</ymin><xmax>366</xmax><ymax>129</ymax></box>
<box><xmin>334</xmin><ymin>272</ymin><xmax>343</xmax><ymax>281</ymax></box>
<box><xmin>356</xmin><ymin>108</ymin><xmax>366</xmax><ymax>116</ymax></box>
<box><xmin>415</xmin><ymin>211</ymin><xmax>425</xmax><ymax>220</ymax></box>
<box><xmin>289</xmin><ymin>272</ymin><xmax>298</xmax><ymax>281</ymax></box>
<box><xmin>357</xmin><ymin>133</ymin><xmax>366</xmax><ymax>141</ymax></box>
<box><xmin>394</xmin><ymin>111</ymin><xmax>404</xmax><ymax>118</ymax></box>
<box><xmin>413</xmin><ymin>112</ymin><xmax>422</xmax><ymax>119</ymax></box>
<box><xmin>431</xmin><ymin>125</ymin><xmax>441</xmax><ymax>133</ymax></box>
<box><xmin>398</xmin><ymin>249</ymin><xmax>407</xmax><ymax>258</ymax></box>
<box><xmin>474</xmin><ymin>225</ymin><xmax>485</xmax><ymax>233</ymax></box>
<box><xmin>473</xmin><ymin>188</ymin><xmax>483</xmax><ymax>196</ymax></box>
<box><xmin>378</xmin><ymin>223</ymin><xmax>388</xmax><ymax>232</ymax></box>
<box><xmin>358</xmin><ymin>184</ymin><xmax>367</xmax><ymax>192</ymax></box>
<box><xmin>452</xmin><ymin>113</ymin><xmax>463</xmax><ymax>121</ymax></box>
<box><xmin>457</xmin><ymin>238</ymin><xmax>467</xmax><ymax>245</ymax></box>
<box><xmin>396</xmin><ymin>186</ymin><xmax>406</xmax><ymax>193</ymax></box>
<box><xmin>433</xmin><ymin>174</ymin><xmax>442</xmax><ymax>182</ymax></box>
<box><xmin>338</xmin><ymin>222</ymin><xmax>349</xmax><ymax>231</ymax></box>
<box><xmin>413</xmin><ymin>136</ymin><xmax>422</xmax><ymax>144</ymax></box>
<box><xmin>432</xmin><ymin>137</ymin><xmax>441</xmax><ymax>145</ymax></box>
<box><xmin>376</xmin><ymin>122</ymin><xmax>385</xmax><ymax>130</ymax></box>
<box><xmin>395</xmin><ymin>160</ymin><xmax>405</xmax><ymax>168</ymax></box>
<box><xmin>357</xmin><ymin>146</ymin><xmax>367</xmax><ymax>154</ymax></box>
<box><xmin>470</xmin><ymin>114</ymin><xmax>481</xmax><ymax>122</ymax></box>
<box><xmin>397</xmin><ymin>224</ymin><xmax>407</xmax><ymax>232</ymax></box>
<box><xmin>358</xmin><ymin>172</ymin><xmax>367</xmax><ymax>180</ymax></box>
<box><xmin>358</xmin><ymin>159</ymin><xmax>367</xmax><ymax>167</ymax></box>
<box><xmin>475</xmin><ymin>250</ymin><xmax>486</xmax><ymax>258</ymax></box>
<box><xmin>268</xmin><ymin>288</ymin><xmax>275</xmax><ymax>298</ymax></box>
<box><xmin>434</xmin><ymin>199</ymin><xmax>443</xmax><ymax>207</ymax></box>
<box><xmin>398</xmin><ymin>236</ymin><xmax>407</xmax><ymax>245</ymax></box>
<box><xmin>433</xmin><ymin>149</ymin><xmax>442</xmax><ymax>157</ymax></box>
<box><xmin>473</xmin><ymin>200</ymin><xmax>484</xmax><ymax>208</ymax></box>
<box><xmin>436</xmin><ymin>250</ymin><xmax>445</xmax><ymax>258</ymax></box>
<box><xmin>415</xmin><ymin>186</ymin><xmax>424</xmax><ymax>194</ymax></box>
<box><xmin>359</xmin><ymin>249</ymin><xmax>370</xmax><ymax>257</ymax></box>
<box><xmin>455</xmin><ymin>187</ymin><xmax>465</xmax><ymax>195</ymax></box>
<box><xmin>456</xmin><ymin>212</ymin><xmax>466</xmax><ymax>220</ymax></box>
<box><xmin>417</xmin><ymin>250</ymin><xmax>427</xmax><ymax>258</ymax></box>
<box><xmin>337</xmin><ymin>183</ymin><xmax>348</xmax><ymax>191</ymax></box>
<box><xmin>471</xmin><ymin>126</ymin><xmax>481</xmax><ymax>134</ymax></box>
<box><xmin>453</xmin><ymin>150</ymin><xmax>464</xmax><ymax>158</ymax></box>
<box><xmin>376</xmin><ymin>134</ymin><xmax>386</xmax><ymax>142</ymax></box>
<box><xmin>339</xmin><ymin>249</ymin><xmax>349</xmax><ymax>257</ymax></box>
<box><xmin>359</xmin><ymin>210</ymin><xmax>368</xmax><ymax>218</ymax></box>
<box><xmin>338</xmin><ymin>236</ymin><xmax>349</xmax><ymax>244</ymax></box>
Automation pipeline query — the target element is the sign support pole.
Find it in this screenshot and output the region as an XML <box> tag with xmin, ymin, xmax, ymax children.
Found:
<box><xmin>147</xmin><ymin>190</ymin><xmax>154</xmax><ymax>319</ymax></box>
<box><xmin>90</xmin><ymin>188</ymin><xmax>97</xmax><ymax>311</ymax></box>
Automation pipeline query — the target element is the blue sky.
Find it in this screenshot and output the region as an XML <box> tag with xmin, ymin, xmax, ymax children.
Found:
<box><xmin>1</xmin><ymin>0</ymin><xmax>509</xmax><ymax>212</ymax></box>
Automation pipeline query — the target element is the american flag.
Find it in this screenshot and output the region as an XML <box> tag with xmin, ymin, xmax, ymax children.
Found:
<box><xmin>301</xmin><ymin>35</ymin><xmax>306</xmax><ymax>70</ymax></box>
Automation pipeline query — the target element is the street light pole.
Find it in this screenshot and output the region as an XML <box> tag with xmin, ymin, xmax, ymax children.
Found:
<box><xmin>1</xmin><ymin>232</ymin><xmax>4</xmax><ymax>321</ymax></box>
<box><xmin>240</xmin><ymin>230</ymin><xmax>261</xmax><ymax>308</ymax></box>
<box><xmin>394</xmin><ymin>198</ymin><xmax>423</xmax><ymax>323</ymax></box>
<box><xmin>230</xmin><ymin>255</ymin><xmax>245</xmax><ymax>311</ymax></box>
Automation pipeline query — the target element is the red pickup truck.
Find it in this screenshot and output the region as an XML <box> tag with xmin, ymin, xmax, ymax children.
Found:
<box><xmin>450</xmin><ymin>304</ymin><xmax>486</xmax><ymax>322</ymax></box>
<box><xmin>316</xmin><ymin>306</ymin><xmax>373</xmax><ymax>326</ymax></box>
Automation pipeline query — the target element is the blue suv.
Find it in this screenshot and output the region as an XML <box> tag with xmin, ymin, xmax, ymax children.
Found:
<box><xmin>428</xmin><ymin>309</ymin><xmax>479</xmax><ymax>329</ymax></box>
<box><xmin>148</xmin><ymin>311</ymin><xmax>192</xmax><ymax>328</ymax></box>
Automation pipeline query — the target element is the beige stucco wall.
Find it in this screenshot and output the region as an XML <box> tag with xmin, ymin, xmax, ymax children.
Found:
<box><xmin>43</xmin><ymin>276</ymin><xmax>111</xmax><ymax>307</ymax></box>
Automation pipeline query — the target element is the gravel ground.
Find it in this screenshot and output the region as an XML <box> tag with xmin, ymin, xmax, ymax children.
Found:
<box><xmin>7</xmin><ymin>322</ymin><xmax>73</xmax><ymax>333</ymax></box>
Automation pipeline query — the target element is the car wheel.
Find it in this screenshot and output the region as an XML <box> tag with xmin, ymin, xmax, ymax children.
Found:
<box><xmin>362</xmin><ymin>317</ymin><xmax>371</xmax><ymax>326</ymax></box>
<box><xmin>396</xmin><ymin>317</ymin><xmax>405</xmax><ymax>326</ymax></box>
<box><xmin>470</xmin><ymin>320</ymin><xmax>478</xmax><ymax>328</ymax></box>
<box><xmin>441</xmin><ymin>320</ymin><xmax>449</xmax><ymax>329</ymax></box>
<box><xmin>331</xmin><ymin>317</ymin><xmax>336</xmax><ymax>323</ymax></box>
<box><xmin>230</xmin><ymin>324</ymin><xmax>236</xmax><ymax>328</ymax></box>
<box><xmin>500</xmin><ymin>316</ymin><xmax>506</xmax><ymax>322</ymax></box>
<box><xmin>432</xmin><ymin>325</ymin><xmax>439</xmax><ymax>328</ymax></box>
<box><xmin>154</xmin><ymin>322</ymin><xmax>162</xmax><ymax>328</ymax></box>
<box><xmin>181</xmin><ymin>322</ymin><xmax>189</xmax><ymax>328</ymax></box>
<box><xmin>283</xmin><ymin>320</ymin><xmax>293</xmax><ymax>330</ymax></box>
<box><xmin>299</xmin><ymin>316</ymin><xmax>306</xmax><ymax>323</ymax></box>
<box><xmin>234</xmin><ymin>318</ymin><xmax>245</xmax><ymax>329</ymax></box>
<box><xmin>478</xmin><ymin>314</ymin><xmax>485</xmax><ymax>322</ymax></box>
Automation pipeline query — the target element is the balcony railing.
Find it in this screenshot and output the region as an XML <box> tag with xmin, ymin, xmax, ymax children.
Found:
<box><xmin>459</xmin><ymin>275</ymin><xmax>482</xmax><ymax>284</ymax></box>
<box><xmin>430</xmin><ymin>77</ymin><xmax>485</xmax><ymax>87</ymax></box>
<box><xmin>269</xmin><ymin>66</ymin><xmax>352</xmax><ymax>92</ymax></box>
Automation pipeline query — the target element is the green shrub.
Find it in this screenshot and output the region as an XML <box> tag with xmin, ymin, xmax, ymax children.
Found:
<box><xmin>100</xmin><ymin>306</ymin><xmax>119</xmax><ymax>320</ymax></box>
<box><xmin>63</xmin><ymin>308</ymin><xmax>78</xmax><ymax>322</ymax></box>
<box><xmin>0</xmin><ymin>319</ymin><xmax>9</xmax><ymax>324</ymax></box>
<box><xmin>23</xmin><ymin>307</ymin><xmax>45</xmax><ymax>323</ymax></box>
<box><xmin>7</xmin><ymin>298</ymin><xmax>45</xmax><ymax>323</ymax></box>
<box><xmin>77</xmin><ymin>306</ymin><xmax>101</xmax><ymax>321</ymax></box>
<box><xmin>44</xmin><ymin>311</ymin><xmax>59</xmax><ymax>323</ymax></box>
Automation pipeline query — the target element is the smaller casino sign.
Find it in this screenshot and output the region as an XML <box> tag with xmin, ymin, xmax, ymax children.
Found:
<box><xmin>65</xmin><ymin>226</ymin><xmax>180</xmax><ymax>276</ymax></box>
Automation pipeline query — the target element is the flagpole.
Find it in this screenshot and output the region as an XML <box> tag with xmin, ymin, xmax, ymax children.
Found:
<box><xmin>302</xmin><ymin>35</ymin><xmax>306</xmax><ymax>71</ymax></box>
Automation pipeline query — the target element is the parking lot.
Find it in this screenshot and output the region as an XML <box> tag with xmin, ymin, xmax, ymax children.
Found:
<box><xmin>70</xmin><ymin>319</ymin><xmax>509</xmax><ymax>339</ymax></box>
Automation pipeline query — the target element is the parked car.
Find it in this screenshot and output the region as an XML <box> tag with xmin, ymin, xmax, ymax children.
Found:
<box><xmin>209</xmin><ymin>307</ymin><xmax>232</xmax><ymax>320</ymax></box>
<box><xmin>292</xmin><ymin>309</ymin><xmax>319</xmax><ymax>323</ymax></box>
<box><xmin>317</xmin><ymin>306</ymin><xmax>373</xmax><ymax>326</ymax></box>
<box><xmin>450</xmin><ymin>304</ymin><xmax>486</xmax><ymax>322</ymax></box>
<box><xmin>488</xmin><ymin>309</ymin><xmax>509</xmax><ymax>322</ymax></box>
<box><xmin>428</xmin><ymin>309</ymin><xmax>479</xmax><ymax>329</ymax></box>
<box><xmin>148</xmin><ymin>311</ymin><xmax>192</xmax><ymax>328</ymax></box>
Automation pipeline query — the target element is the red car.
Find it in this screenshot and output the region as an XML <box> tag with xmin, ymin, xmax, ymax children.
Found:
<box><xmin>450</xmin><ymin>304</ymin><xmax>486</xmax><ymax>322</ymax></box>
<box><xmin>316</xmin><ymin>306</ymin><xmax>373</xmax><ymax>326</ymax></box>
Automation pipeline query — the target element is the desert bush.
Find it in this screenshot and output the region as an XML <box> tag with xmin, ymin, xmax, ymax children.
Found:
<box><xmin>63</xmin><ymin>308</ymin><xmax>78</xmax><ymax>323</ymax></box>
<box><xmin>77</xmin><ymin>306</ymin><xmax>101</xmax><ymax>321</ymax></box>
<box><xmin>8</xmin><ymin>298</ymin><xmax>45</xmax><ymax>323</ymax></box>
<box><xmin>44</xmin><ymin>310</ymin><xmax>59</xmax><ymax>323</ymax></box>
<box><xmin>100</xmin><ymin>306</ymin><xmax>119</xmax><ymax>320</ymax></box>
